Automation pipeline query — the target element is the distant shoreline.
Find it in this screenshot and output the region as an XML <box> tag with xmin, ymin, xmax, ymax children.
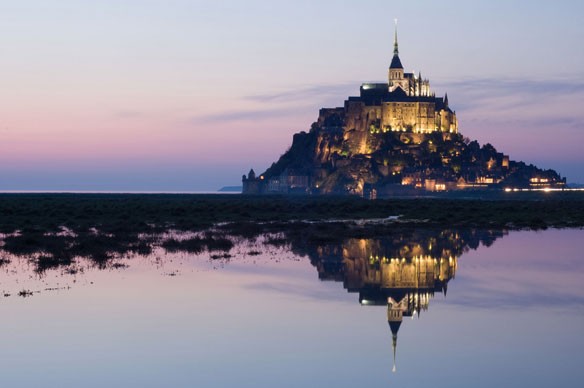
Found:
<box><xmin>0</xmin><ymin>190</ymin><xmax>235</xmax><ymax>195</ymax></box>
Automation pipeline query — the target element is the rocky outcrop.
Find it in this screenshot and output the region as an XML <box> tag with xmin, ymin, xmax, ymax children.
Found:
<box><xmin>249</xmin><ymin>113</ymin><xmax>565</xmax><ymax>196</ymax></box>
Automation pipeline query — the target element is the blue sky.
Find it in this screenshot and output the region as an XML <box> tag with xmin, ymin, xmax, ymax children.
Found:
<box><xmin>0</xmin><ymin>0</ymin><xmax>583</xmax><ymax>190</ymax></box>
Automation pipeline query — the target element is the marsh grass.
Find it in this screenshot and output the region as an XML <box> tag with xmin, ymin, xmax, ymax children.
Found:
<box><xmin>161</xmin><ymin>234</ymin><xmax>233</xmax><ymax>254</ymax></box>
<box><xmin>0</xmin><ymin>193</ymin><xmax>582</xmax><ymax>273</ymax></box>
<box><xmin>0</xmin><ymin>193</ymin><xmax>583</xmax><ymax>234</ymax></box>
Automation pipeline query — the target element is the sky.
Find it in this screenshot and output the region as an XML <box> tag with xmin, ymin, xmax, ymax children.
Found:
<box><xmin>1</xmin><ymin>0</ymin><xmax>583</xmax><ymax>191</ymax></box>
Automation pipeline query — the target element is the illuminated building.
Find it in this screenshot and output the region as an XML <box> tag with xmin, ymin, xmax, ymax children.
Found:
<box><xmin>242</xmin><ymin>22</ymin><xmax>566</xmax><ymax>195</ymax></box>
<box><xmin>318</xmin><ymin>21</ymin><xmax>457</xmax><ymax>135</ymax></box>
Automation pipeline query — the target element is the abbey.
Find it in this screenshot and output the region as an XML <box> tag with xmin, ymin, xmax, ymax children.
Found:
<box><xmin>319</xmin><ymin>24</ymin><xmax>457</xmax><ymax>135</ymax></box>
<box><xmin>243</xmin><ymin>23</ymin><xmax>566</xmax><ymax>196</ymax></box>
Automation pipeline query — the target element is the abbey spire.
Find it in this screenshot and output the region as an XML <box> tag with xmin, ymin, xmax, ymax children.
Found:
<box><xmin>388</xmin><ymin>19</ymin><xmax>405</xmax><ymax>92</ymax></box>
<box><xmin>389</xmin><ymin>19</ymin><xmax>403</xmax><ymax>70</ymax></box>
<box><xmin>393</xmin><ymin>18</ymin><xmax>399</xmax><ymax>56</ymax></box>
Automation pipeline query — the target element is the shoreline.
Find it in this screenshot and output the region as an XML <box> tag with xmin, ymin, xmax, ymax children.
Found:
<box><xmin>1</xmin><ymin>193</ymin><xmax>582</xmax><ymax>274</ymax></box>
<box><xmin>1</xmin><ymin>192</ymin><xmax>583</xmax><ymax>232</ymax></box>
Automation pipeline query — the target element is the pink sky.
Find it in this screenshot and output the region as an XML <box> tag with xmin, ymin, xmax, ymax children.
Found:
<box><xmin>1</xmin><ymin>1</ymin><xmax>583</xmax><ymax>190</ymax></box>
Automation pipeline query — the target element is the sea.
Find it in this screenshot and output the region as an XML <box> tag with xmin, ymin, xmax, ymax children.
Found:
<box><xmin>1</xmin><ymin>227</ymin><xmax>583</xmax><ymax>387</ymax></box>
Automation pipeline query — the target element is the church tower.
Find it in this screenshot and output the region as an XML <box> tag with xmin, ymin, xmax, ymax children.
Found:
<box><xmin>387</xmin><ymin>295</ymin><xmax>407</xmax><ymax>373</ymax></box>
<box><xmin>389</xmin><ymin>20</ymin><xmax>406</xmax><ymax>93</ymax></box>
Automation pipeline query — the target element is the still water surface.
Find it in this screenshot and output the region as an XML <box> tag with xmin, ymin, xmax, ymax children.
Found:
<box><xmin>1</xmin><ymin>228</ymin><xmax>583</xmax><ymax>387</ymax></box>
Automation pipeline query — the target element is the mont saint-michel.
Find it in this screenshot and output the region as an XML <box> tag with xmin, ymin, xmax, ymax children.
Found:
<box><xmin>243</xmin><ymin>26</ymin><xmax>566</xmax><ymax>196</ymax></box>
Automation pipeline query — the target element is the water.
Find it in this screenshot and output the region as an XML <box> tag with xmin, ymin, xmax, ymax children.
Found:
<box><xmin>1</xmin><ymin>228</ymin><xmax>583</xmax><ymax>387</ymax></box>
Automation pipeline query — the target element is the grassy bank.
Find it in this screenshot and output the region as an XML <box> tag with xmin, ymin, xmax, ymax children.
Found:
<box><xmin>0</xmin><ymin>193</ymin><xmax>582</xmax><ymax>273</ymax></box>
<box><xmin>0</xmin><ymin>192</ymin><xmax>583</xmax><ymax>233</ymax></box>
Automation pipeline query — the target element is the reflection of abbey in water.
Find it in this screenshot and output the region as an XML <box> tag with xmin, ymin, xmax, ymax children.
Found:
<box><xmin>344</xmin><ymin>239</ymin><xmax>457</xmax><ymax>373</ymax></box>
<box><xmin>298</xmin><ymin>230</ymin><xmax>505</xmax><ymax>373</ymax></box>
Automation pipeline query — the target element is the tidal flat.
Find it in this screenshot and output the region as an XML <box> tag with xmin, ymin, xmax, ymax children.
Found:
<box><xmin>0</xmin><ymin>192</ymin><xmax>583</xmax><ymax>280</ymax></box>
<box><xmin>1</xmin><ymin>194</ymin><xmax>583</xmax><ymax>387</ymax></box>
<box><xmin>1</xmin><ymin>192</ymin><xmax>584</xmax><ymax>233</ymax></box>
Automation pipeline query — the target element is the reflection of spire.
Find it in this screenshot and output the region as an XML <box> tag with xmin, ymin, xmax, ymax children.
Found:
<box><xmin>388</xmin><ymin>301</ymin><xmax>403</xmax><ymax>374</ymax></box>
<box><xmin>389</xmin><ymin>321</ymin><xmax>401</xmax><ymax>373</ymax></box>
<box><xmin>392</xmin><ymin>333</ymin><xmax>397</xmax><ymax>373</ymax></box>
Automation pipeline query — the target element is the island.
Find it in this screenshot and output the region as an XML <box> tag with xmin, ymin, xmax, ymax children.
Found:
<box><xmin>243</xmin><ymin>25</ymin><xmax>565</xmax><ymax>197</ymax></box>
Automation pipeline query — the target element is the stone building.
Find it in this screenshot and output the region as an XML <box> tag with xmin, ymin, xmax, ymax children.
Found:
<box><xmin>242</xmin><ymin>22</ymin><xmax>565</xmax><ymax>195</ymax></box>
<box><xmin>242</xmin><ymin>169</ymin><xmax>262</xmax><ymax>194</ymax></box>
<box><xmin>319</xmin><ymin>23</ymin><xmax>457</xmax><ymax>135</ymax></box>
